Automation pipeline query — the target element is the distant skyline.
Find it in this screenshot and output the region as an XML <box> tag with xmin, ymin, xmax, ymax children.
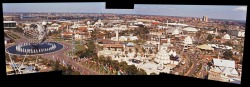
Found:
<box><xmin>3</xmin><ymin>3</ymin><xmax>248</xmax><ymax>21</ymax></box>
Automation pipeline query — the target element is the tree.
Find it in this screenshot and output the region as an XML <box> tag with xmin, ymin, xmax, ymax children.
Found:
<box><xmin>125</xmin><ymin>65</ymin><xmax>138</xmax><ymax>75</ymax></box>
<box><xmin>63</xmin><ymin>64</ymin><xmax>73</xmax><ymax>75</ymax></box>
<box><xmin>52</xmin><ymin>60</ymin><xmax>65</xmax><ymax>71</ymax></box>
<box><xmin>149</xmin><ymin>49</ymin><xmax>153</xmax><ymax>54</ymax></box>
<box><xmin>136</xmin><ymin>69</ymin><xmax>147</xmax><ymax>75</ymax></box>
<box><xmin>142</xmin><ymin>48</ymin><xmax>146</xmax><ymax>54</ymax></box>
<box><xmin>150</xmin><ymin>72</ymin><xmax>158</xmax><ymax>75</ymax></box>
<box><xmin>215</xmin><ymin>36</ymin><xmax>221</xmax><ymax>39</ymax></box>
<box><xmin>223</xmin><ymin>50</ymin><xmax>233</xmax><ymax>60</ymax></box>
<box><xmin>135</xmin><ymin>48</ymin><xmax>139</xmax><ymax>53</ymax></box>
<box><xmin>224</xmin><ymin>41</ymin><xmax>233</xmax><ymax>46</ymax></box>
<box><xmin>76</xmin><ymin>50</ymin><xmax>84</xmax><ymax>57</ymax></box>
<box><xmin>129</xmin><ymin>48</ymin><xmax>132</xmax><ymax>53</ymax></box>
<box><xmin>207</xmin><ymin>34</ymin><xmax>213</xmax><ymax>41</ymax></box>
<box><xmin>119</xmin><ymin>61</ymin><xmax>128</xmax><ymax>69</ymax></box>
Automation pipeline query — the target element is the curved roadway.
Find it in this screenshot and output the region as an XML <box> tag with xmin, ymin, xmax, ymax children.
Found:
<box><xmin>5</xmin><ymin>31</ymin><xmax>100</xmax><ymax>75</ymax></box>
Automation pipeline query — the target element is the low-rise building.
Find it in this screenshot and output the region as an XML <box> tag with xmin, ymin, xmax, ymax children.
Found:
<box><xmin>208</xmin><ymin>58</ymin><xmax>240</xmax><ymax>83</ymax></box>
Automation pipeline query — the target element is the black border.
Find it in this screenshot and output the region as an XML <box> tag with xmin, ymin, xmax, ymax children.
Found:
<box><xmin>1</xmin><ymin>0</ymin><xmax>248</xmax><ymax>86</ymax></box>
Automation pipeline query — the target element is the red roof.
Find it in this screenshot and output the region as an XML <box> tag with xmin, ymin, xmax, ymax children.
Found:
<box><xmin>103</xmin><ymin>44</ymin><xmax>124</xmax><ymax>48</ymax></box>
<box><xmin>152</xmin><ymin>22</ymin><xmax>159</xmax><ymax>25</ymax></box>
<box><xmin>78</xmin><ymin>27</ymin><xmax>88</xmax><ymax>32</ymax></box>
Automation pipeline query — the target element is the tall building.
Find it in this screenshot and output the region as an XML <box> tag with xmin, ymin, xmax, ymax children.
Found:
<box><xmin>203</xmin><ymin>16</ymin><xmax>208</xmax><ymax>22</ymax></box>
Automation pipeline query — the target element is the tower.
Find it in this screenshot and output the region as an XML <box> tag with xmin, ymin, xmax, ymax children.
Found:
<box><xmin>166</xmin><ymin>20</ymin><xmax>169</xmax><ymax>27</ymax></box>
<box><xmin>167</xmin><ymin>38</ymin><xmax>171</xmax><ymax>44</ymax></box>
<box><xmin>158</xmin><ymin>35</ymin><xmax>161</xmax><ymax>51</ymax></box>
<box><xmin>215</xmin><ymin>28</ymin><xmax>218</xmax><ymax>36</ymax></box>
<box><xmin>115</xmin><ymin>29</ymin><xmax>119</xmax><ymax>41</ymax></box>
<box><xmin>203</xmin><ymin>16</ymin><xmax>208</xmax><ymax>22</ymax></box>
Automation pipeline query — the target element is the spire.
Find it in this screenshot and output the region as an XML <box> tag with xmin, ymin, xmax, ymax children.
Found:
<box><xmin>166</xmin><ymin>20</ymin><xmax>169</xmax><ymax>27</ymax></box>
<box><xmin>218</xmin><ymin>51</ymin><xmax>220</xmax><ymax>59</ymax></box>
<box><xmin>167</xmin><ymin>38</ymin><xmax>171</xmax><ymax>44</ymax></box>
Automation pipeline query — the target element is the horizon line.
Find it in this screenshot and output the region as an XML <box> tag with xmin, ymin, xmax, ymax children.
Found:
<box><xmin>3</xmin><ymin>12</ymin><xmax>247</xmax><ymax>21</ymax></box>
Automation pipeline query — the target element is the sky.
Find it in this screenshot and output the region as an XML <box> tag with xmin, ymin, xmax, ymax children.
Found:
<box><xmin>2</xmin><ymin>2</ymin><xmax>248</xmax><ymax>21</ymax></box>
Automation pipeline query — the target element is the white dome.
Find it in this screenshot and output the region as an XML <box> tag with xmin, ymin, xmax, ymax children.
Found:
<box><xmin>223</xmin><ymin>34</ymin><xmax>230</xmax><ymax>39</ymax></box>
<box><xmin>87</xmin><ymin>21</ymin><xmax>90</xmax><ymax>25</ymax></box>
<box><xmin>42</xmin><ymin>21</ymin><xmax>47</xmax><ymax>25</ymax></box>
<box><xmin>154</xmin><ymin>45</ymin><xmax>170</xmax><ymax>64</ymax></box>
<box><xmin>183</xmin><ymin>27</ymin><xmax>198</xmax><ymax>32</ymax></box>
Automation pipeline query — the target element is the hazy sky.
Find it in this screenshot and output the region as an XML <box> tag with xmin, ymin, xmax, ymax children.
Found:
<box><xmin>2</xmin><ymin>2</ymin><xmax>248</xmax><ymax>20</ymax></box>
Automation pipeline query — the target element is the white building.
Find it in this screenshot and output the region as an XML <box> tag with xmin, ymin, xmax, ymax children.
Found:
<box><xmin>182</xmin><ymin>27</ymin><xmax>198</xmax><ymax>33</ymax></box>
<box><xmin>87</xmin><ymin>27</ymin><xmax>94</xmax><ymax>32</ymax></box>
<box><xmin>211</xmin><ymin>58</ymin><xmax>239</xmax><ymax>76</ymax></box>
<box><xmin>154</xmin><ymin>44</ymin><xmax>180</xmax><ymax>65</ymax></box>
<box><xmin>94</xmin><ymin>19</ymin><xmax>104</xmax><ymax>27</ymax></box>
<box><xmin>143</xmin><ymin>44</ymin><xmax>157</xmax><ymax>50</ymax></box>
<box><xmin>208</xmin><ymin>58</ymin><xmax>240</xmax><ymax>83</ymax></box>
<box><xmin>4</xmin><ymin>37</ymin><xmax>12</xmax><ymax>45</ymax></box>
<box><xmin>48</xmin><ymin>23</ymin><xmax>60</xmax><ymax>32</ymax></box>
<box><xmin>183</xmin><ymin>36</ymin><xmax>193</xmax><ymax>45</ymax></box>
<box><xmin>229</xmin><ymin>30</ymin><xmax>245</xmax><ymax>38</ymax></box>
<box><xmin>165</xmin><ymin>23</ymin><xmax>189</xmax><ymax>27</ymax></box>
<box><xmin>206</xmin><ymin>30</ymin><xmax>214</xmax><ymax>34</ymax></box>
<box><xmin>111</xmin><ymin>34</ymin><xmax>138</xmax><ymax>41</ymax></box>
<box><xmin>166</xmin><ymin>27</ymin><xmax>182</xmax><ymax>35</ymax></box>
<box><xmin>4</xmin><ymin>21</ymin><xmax>17</xmax><ymax>28</ymax></box>
<box><xmin>222</xmin><ymin>34</ymin><xmax>231</xmax><ymax>40</ymax></box>
<box><xmin>74</xmin><ymin>34</ymin><xmax>83</xmax><ymax>40</ymax></box>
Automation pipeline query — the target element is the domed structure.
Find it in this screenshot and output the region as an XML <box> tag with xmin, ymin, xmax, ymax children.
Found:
<box><xmin>154</xmin><ymin>44</ymin><xmax>170</xmax><ymax>64</ymax></box>
<box><xmin>87</xmin><ymin>21</ymin><xmax>91</xmax><ymax>25</ymax></box>
<box><xmin>42</xmin><ymin>21</ymin><xmax>47</xmax><ymax>26</ymax></box>
<box><xmin>183</xmin><ymin>36</ymin><xmax>193</xmax><ymax>45</ymax></box>
<box><xmin>23</xmin><ymin>23</ymin><xmax>48</xmax><ymax>48</ymax></box>
<box><xmin>183</xmin><ymin>27</ymin><xmax>198</xmax><ymax>33</ymax></box>
<box><xmin>222</xmin><ymin>34</ymin><xmax>231</xmax><ymax>40</ymax></box>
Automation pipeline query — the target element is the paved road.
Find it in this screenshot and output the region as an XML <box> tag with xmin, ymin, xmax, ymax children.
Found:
<box><xmin>7</xmin><ymin>31</ymin><xmax>100</xmax><ymax>75</ymax></box>
<box><xmin>186</xmin><ymin>51</ymin><xmax>200</xmax><ymax>76</ymax></box>
<box><xmin>41</xmin><ymin>41</ymin><xmax>100</xmax><ymax>75</ymax></box>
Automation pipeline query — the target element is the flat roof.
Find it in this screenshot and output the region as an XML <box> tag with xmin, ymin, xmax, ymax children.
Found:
<box><xmin>4</xmin><ymin>21</ymin><xmax>17</xmax><ymax>23</ymax></box>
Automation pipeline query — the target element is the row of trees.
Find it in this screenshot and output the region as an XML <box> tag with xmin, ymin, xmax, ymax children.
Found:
<box><xmin>90</xmin><ymin>55</ymin><xmax>147</xmax><ymax>75</ymax></box>
<box><xmin>120</xmin><ymin>26</ymin><xmax>150</xmax><ymax>40</ymax></box>
<box><xmin>51</xmin><ymin>60</ymin><xmax>81</xmax><ymax>75</ymax></box>
<box><xmin>78</xmin><ymin>41</ymin><xmax>97</xmax><ymax>58</ymax></box>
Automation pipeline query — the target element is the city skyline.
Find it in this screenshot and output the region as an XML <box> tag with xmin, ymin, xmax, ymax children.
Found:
<box><xmin>3</xmin><ymin>3</ymin><xmax>248</xmax><ymax>21</ymax></box>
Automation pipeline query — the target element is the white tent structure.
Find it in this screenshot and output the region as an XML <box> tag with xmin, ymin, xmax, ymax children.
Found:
<box><xmin>212</xmin><ymin>58</ymin><xmax>239</xmax><ymax>76</ymax></box>
<box><xmin>196</xmin><ymin>44</ymin><xmax>214</xmax><ymax>51</ymax></box>
<box><xmin>222</xmin><ymin>34</ymin><xmax>231</xmax><ymax>40</ymax></box>
<box><xmin>182</xmin><ymin>27</ymin><xmax>198</xmax><ymax>33</ymax></box>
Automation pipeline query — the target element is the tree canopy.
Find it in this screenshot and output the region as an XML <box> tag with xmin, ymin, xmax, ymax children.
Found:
<box><xmin>207</xmin><ymin>34</ymin><xmax>214</xmax><ymax>41</ymax></box>
<box><xmin>223</xmin><ymin>50</ymin><xmax>233</xmax><ymax>60</ymax></box>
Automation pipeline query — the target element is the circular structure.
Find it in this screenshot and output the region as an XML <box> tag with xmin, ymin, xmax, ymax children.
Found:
<box><xmin>5</xmin><ymin>22</ymin><xmax>65</xmax><ymax>56</ymax></box>
<box><xmin>6</xmin><ymin>42</ymin><xmax>63</xmax><ymax>55</ymax></box>
<box><xmin>23</xmin><ymin>23</ymin><xmax>48</xmax><ymax>48</ymax></box>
